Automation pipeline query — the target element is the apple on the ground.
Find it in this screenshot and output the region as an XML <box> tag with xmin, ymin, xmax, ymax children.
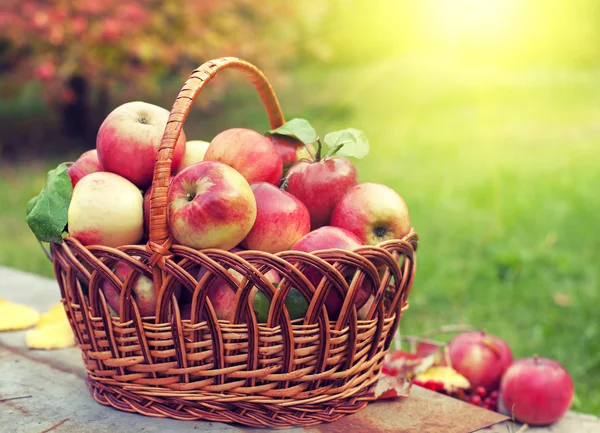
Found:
<box><xmin>68</xmin><ymin>172</ymin><xmax>144</xmax><ymax>247</ymax></box>
<box><xmin>291</xmin><ymin>226</ymin><xmax>371</xmax><ymax>318</ymax></box>
<box><xmin>68</xmin><ymin>149</ymin><xmax>103</xmax><ymax>187</ymax></box>
<box><xmin>499</xmin><ymin>357</ymin><xmax>574</xmax><ymax>425</ymax></box>
<box><xmin>331</xmin><ymin>182</ymin><xmax>410</xmax><ymax>245</ymax></box>
<box><xmin>168</xmin><ymin>161</ymin><xmax>257</xmax><ymax>250</ymax></box>
<box><xmin>286</xmin><ymin>156</ymin><xmax>357</xmax><ymax>229</ymax></box>
<box><xmin>204</xmin><ymin>128</ymin><xmax>283</xmax><ymax>185</ymax></box>
<box><xmin>177</xmin><ymin>140</ymin><xmax>210</xmax><ymax>173</ymax></box>
<box><xmin>267</xmin><ymin>135</ymin><xmax>314</xmax><ymax>169</ymax></box>
<box><xmin>241</xmin><ymin>182</ymin><xmax>310</xmax><ymax>253</ymax></box>
<box><xmin>97</xmin><ymin>101</ymin><xmax>186</xmax><ymax>189</ymax></box>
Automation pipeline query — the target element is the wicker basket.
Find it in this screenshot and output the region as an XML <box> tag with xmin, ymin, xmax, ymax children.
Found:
<box><xmin>50</xmin><ymin>57</ymin><xmax>419</xmax><ymax>428</ymax></box>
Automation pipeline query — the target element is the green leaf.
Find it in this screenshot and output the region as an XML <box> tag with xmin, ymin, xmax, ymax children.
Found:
<box><xmin>323</xmin><ymin>128</ymin><xmax>370</xmax><ymax>159</ymax></box>
<box><xmin>26</xmin><ymin>194</ymin><xmax>40</xmax><ymax>215</ymax></box>
<box><xmin>26</xmin><ymin>163</ymin><xmax>73</xmax><ymax>244</ymax></box>
<box><xmin>268</xmin><ymin>118</ymin><xmax>317</xmax><ymax>145</ymax></box>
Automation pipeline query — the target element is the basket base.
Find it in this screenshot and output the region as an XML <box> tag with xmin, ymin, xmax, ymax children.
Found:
<box><xmin>86</xmin><ymin>378</ymin><xmax>373</xmax><ymax>429</ymax></box>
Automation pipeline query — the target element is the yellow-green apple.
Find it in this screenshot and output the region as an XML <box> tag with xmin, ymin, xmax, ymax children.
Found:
<box><xmin>499</xmin><ymin>357</ymin><xmax>574</xmax><ymax>425</ymax></box>
<box><xmin>291</xmin><ymin>226</ymin><xmax>371</xmax><ymax>318</ymax></box>
<box><xmin>168</xmin><ymin>161</ymin><xmax>256</xmax><ymax>250</ymax></box>
<box><xmin>253</xmin><ymin>287</ymin><xmax>308</xmax><ymax>322</ymax></box>
<box><xmin>177</xmin><ymin>140</ymin><xmax>210</xmax><ymax>173</ymax></box>
<box><xmin>96</xmin><ymin>101</ymin><xmax>186</xmax><ymax>189</ymax></box>
<box><xmin>331</xmin><ymin>183</ymin><xmax>410</xmax><ymax>245</ymax></box>
<box><xmin>267</xmin><ymin>135</ymin><xmax>314</xmax><ymax>169</ymax></box>
<box><xmin>204</xmin><ymin>128</ymin><xmax>282</xmax><ymax>185</ymax></box>
<box><xmin>103</xmin><ymin>258</ymin><xmax>182</xmax><ymax>317</ymax></box>
<box><xmin>143</xmin><ymin>176</ymin><xmax>174</xmax><ymax>235</ymax></box>
<box><xmin>285</xmin><ymin>157</ymin><xmax>357</xmax><ymax>229</ymax></box>
<box><xmin>68</xmin><ymin>172</ymin><xmax>144</xmax><ymax>247</ymax></box>
<box><xmin>241</xmin><ymin>182</ymin><xmax>310</xmax><ymax>253</ymax></box>
<box><xmin>68</xmin><ymin>149</ymin><xmax>103</xmax><ymax>187</ymax></box>
<box><xmin>448</xmin><ymin>331</ymin><xmax>513</xmax><ymax>391</ymax></box>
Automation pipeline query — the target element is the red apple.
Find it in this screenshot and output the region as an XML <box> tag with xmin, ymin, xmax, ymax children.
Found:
<box><xmin>143</xmin><ymin>176</ymin><xmax>174</xmax><ymax>235</ymax></box>
<box><xmin>291</xmin><ymin>226</ymin><xmax>370</xmax><ymax>318</ymax></box>
<box><xmin>267</xmin><ymin>135</ymin><xmax>314</xmax><ymax>169</ymax></box>
<box><xmin>204</xmin><ymin>128</ymin><xmax>282</xmax><ymax>185</ymax></box>
<box><xmin>331</xmin><ymin>183</ymin><xmax>411</xmax><ymax>245</ymax></box>
<box><xmin>202</xmin><ymin>267</ymin><xmax>280</xmax><ymax>322</ymax></box>
<box><xmin>97</xmin><ymin>101</ymin><xmax>186</xmax><ymax>189</ymax></box>
<box><xmin>448</xmin><ymin>331</ymin><xmax>513</xmax><ymax>391</ymax></box>
<box><xmin>177</xmin><ymin>140</ymin><xmax>210</xmax><ymax>173</ymax></box>
<box><xmin>500</xmin><ymin>357</ymin><xmax>574</xmax><ymax>425</ymax></box>
<box><xmin>68</xmin><ymin>172</ymin><xmax>144</xmax><ymax>247</ymax></box>
<box><xmin>241</xmin><ymin>182</ymin><xmax>310</xmax><ymax>253</ymax></box>
<box><xmin>168</xmin><ymin>161</ymin><xmax>256</xmax><ymax>250</ymax></box>
<box><xmin>68</xmin><ymin>149</ymin><xmax>103</xmax><ymax>187</ymax></box>
<box><xmin>285</xmin><ymin>157</ymin><xmax>357</xmax><ymax>229</ymax></box>
<box><xmin>103</xmin><ymin>260</ymin><xmax>157</xmax><ymax>317</ymax></box>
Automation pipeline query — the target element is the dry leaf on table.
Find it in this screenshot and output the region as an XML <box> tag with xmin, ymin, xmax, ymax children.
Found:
<box><xmin>26</xmin><ymin>303</ymin><xmax>75</xmax><ymax>350</ymax></box>
<box><xmin>0</xmin><ymin>298</ymin><xmax>40</xmax><ymax>331</ymax></box>
<box><xmin>415</xmin><ymin>366</ymin><xmax>470</xmax><ymax>392</ymax></box>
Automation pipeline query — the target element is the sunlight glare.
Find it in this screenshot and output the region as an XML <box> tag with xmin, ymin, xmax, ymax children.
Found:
<box><xmin>425</xmin><ymin>0</ymin><xmax>520</xmax><ymax>35</ymax></box>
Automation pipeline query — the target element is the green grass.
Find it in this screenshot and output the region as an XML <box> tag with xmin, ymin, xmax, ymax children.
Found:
<box><xmin>2</xmin><ymin>57</ymin><xmax>599</xmax><ymax>414</ymax></box>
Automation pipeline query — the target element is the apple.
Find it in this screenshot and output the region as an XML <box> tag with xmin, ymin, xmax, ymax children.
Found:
<box><xmin>168</xmin><ymin>161</ymin><xmax>257</xmax><ymax>250</ymax></box>
<box><xmin>68</xmin><ymin>149</ymin><xmax>104</xmax><ymax>187</ymax></box>
<box><xmin>331</xmin><ymin>183</ymin><xmax>411</xmax><ymax>245</ymax></box>
<box><xmin>241</xmin><ymin>182</ymin><xmax>310</xmax><ymax>253</ymax></box>
<box><xmin>97</xmin><ymin>101</ymin><xmax>186</xmax><ymax>189</ymax></box>
<box><xmin>204</xmin><ymin>128</ymin><xmax>282</xmax><ymax>185</ymax></box>
<box><xmin>499</xmin><ymin>357</ymin><xmax>574</xmax><ymax>425</ymax></box>
<box><xmin>102</xmin><ymin>261</ymin><xmax>156</xmax><ymax>317</ymax></box>
<box><xmin>143</xmin><ymin>176</ymin><xmax>174</xmax><ymax>235</ymax></box>
<box><xmin>291</xmin><ymin>226</ymin><xmax>371</xmax><ymax>318</ymax></box>
<box><xmin>285</xmin><ymin>156</ymin><xmax>357</xmax><ymax>229</ymax></box>
<box><xmin>103</xmin><ymin>258</ymin><xmax>182</xmax><ymax>318</ymax></box>
<box><xmin>448</xmin><ymin>331</ymin><xmax>513</xmax><ymax>391</ymax></box>
<box><xmin>68</xmin><ymin>172</ymin><xmax>144</xmax><ymax>247</ymax></box>
<box><xmin>292</xmin><ymin>226</ymin><xmax>362</xmax><ymax>252</ymax></box>
<box><xmin>177</xmin><ymin>140</ymin><xmax>210</xmax><ymax>173</ymax></box>
<box><xmin>202</xmin><ymin>267</ymin><xmax>280</xmax><ymax>322</ymax></box>
<box><xmin>254</xmin><ymin>287</ymin><xmax>308</xmax><ymax>323</ymax></box>
<box><xmin>357</xmin><ymin>294</ymin><xmax>375</xmax><ymax>320</ymax></box>
<box><xmin>267</xmin><ymin>135</ymin><xmax>314</xmax><ymax>169</ymax></box>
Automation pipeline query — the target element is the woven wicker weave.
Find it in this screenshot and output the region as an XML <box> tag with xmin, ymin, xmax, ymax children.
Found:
<box><xmin>51</xmin><ymin>57</ymin><xmax>419</xmax><ymax>428</ymax></box>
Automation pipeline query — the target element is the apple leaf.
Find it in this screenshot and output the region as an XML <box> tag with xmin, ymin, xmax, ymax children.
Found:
<box><xmin>323</xmin><ymin>128</ymin><xmax>370</xmax><ymax>159</ymax></box>
<box><xmin>26</xmin><ymin>163</ymin><xmax>73</xmax><ymax>244</ymax></box>
<box><xmin>268</xmin><ymin>118</ymin><xmax>318</xmax><ymax>145</ymax></box>
<box><xmin>26</xmin><ymin>194</ymin><xmax>40</xmax><ymax>215</ymax></box>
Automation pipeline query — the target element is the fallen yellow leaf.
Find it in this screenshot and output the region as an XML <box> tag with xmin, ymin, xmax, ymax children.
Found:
<box><xmin>415</xmin><ymin>366</ymin><xmax>471</xmax><ymax>392</ymax></box>
<box><xmin>26</xmin><ymin>303</ymin><xmax>75</xmax><ymax>350</ymax></box>
<box><xmin>0</xmin><ymin>298</ymin><xmax>40</xmax><ymax>331</ymax></box>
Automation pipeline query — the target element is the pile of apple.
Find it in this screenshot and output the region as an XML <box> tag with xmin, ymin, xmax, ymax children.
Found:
<box><xmin>65</xmin><ymin>101</ymin><xmax>412</xmax><ymax>322</ymax></box>
<box><xmin>386</xmin><ymin>331</ymin><xmax>575</xmax><ymax>427</ymax></box>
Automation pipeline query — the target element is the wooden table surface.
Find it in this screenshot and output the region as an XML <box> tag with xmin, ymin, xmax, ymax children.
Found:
<box><xmin>1</xmin><ymin>267</ymin><xmax>598</xmax><ymax>433</ymax></box>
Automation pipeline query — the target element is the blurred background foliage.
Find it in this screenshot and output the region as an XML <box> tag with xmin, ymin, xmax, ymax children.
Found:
<box><xmin>1</xmin><ymin>0</ymin><xmax>599</xmax><ymax>414</ymax></box>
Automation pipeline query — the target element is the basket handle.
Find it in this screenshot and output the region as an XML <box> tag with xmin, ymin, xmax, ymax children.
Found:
<box><xmin>147</xmin><ymin>57</ymin><xmax>285</xmax><ymax>250</ymax></box>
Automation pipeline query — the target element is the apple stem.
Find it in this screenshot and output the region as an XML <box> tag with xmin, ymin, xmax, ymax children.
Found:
<box><xmin>315</xmin><ymin>137</ymin><xmax>323</xmax><ymax>162</ymax></box>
